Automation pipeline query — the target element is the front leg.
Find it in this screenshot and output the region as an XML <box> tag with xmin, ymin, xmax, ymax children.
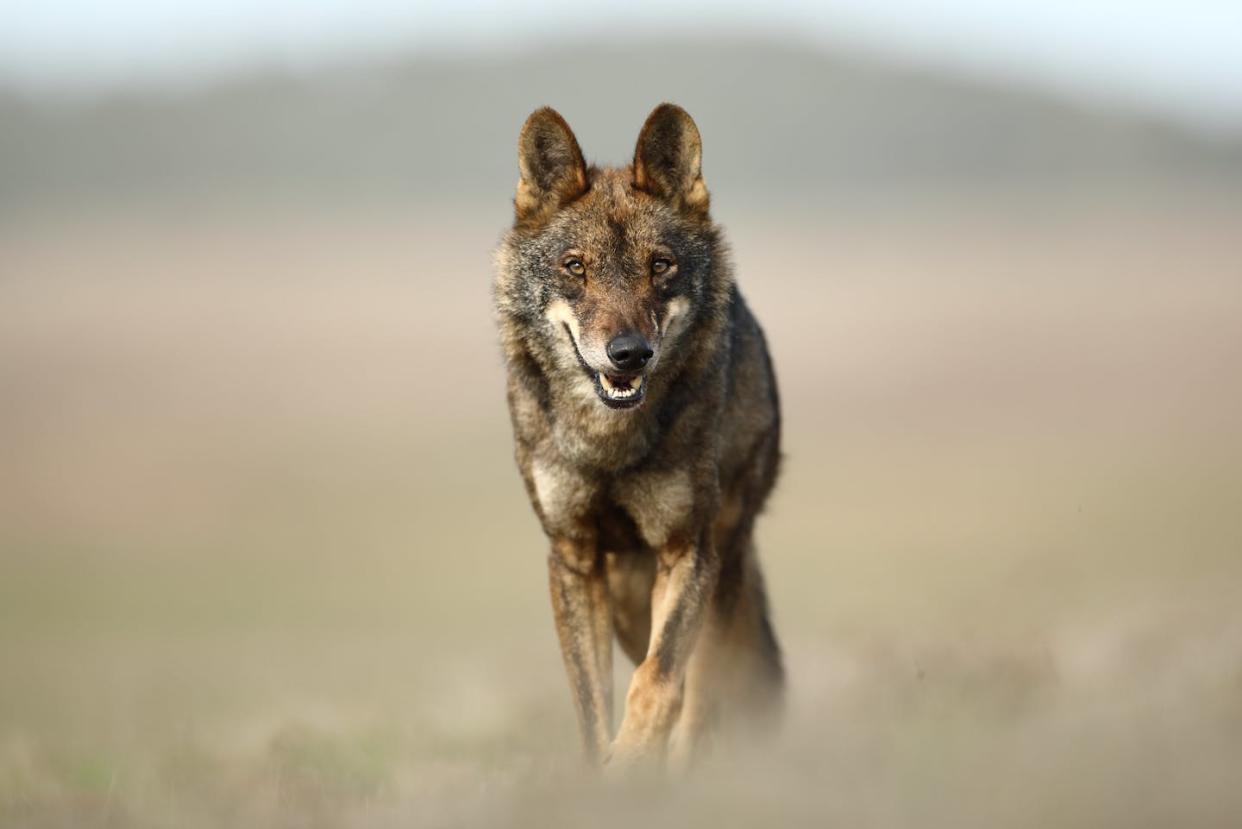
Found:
<box><xmin>548</xmin><ymin>536</ymin><xmax>614</xmax><ymax>762</ymax></box>
<box><xmin>609</xmin><ymin>529</ymin><xmax>719</xmax><ymax>766</ymax></box>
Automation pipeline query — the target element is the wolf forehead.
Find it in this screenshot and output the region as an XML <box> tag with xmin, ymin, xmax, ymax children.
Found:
<box><xmin>516</xmin><ymin>169</ymin><xmax>712</xmax><ymax>270</ymax></box>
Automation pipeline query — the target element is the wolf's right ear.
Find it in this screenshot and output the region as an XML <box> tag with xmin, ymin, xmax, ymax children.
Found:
<box><xmin>515</xmin><ymin>107</ymin><xmax>588</xmax><ymax>226</ymax></box>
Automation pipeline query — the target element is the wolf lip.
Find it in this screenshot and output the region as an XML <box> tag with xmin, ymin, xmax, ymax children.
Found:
<box><xmin>594</xmin><ymin>371</ymin><xmax>645</xmax><ymax>409</ymax></box>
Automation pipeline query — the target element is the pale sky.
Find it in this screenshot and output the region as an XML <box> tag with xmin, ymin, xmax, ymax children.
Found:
<box><xmin>3</xmin><ymin>0</ymin><xmax>1241</xmax><ymax>130</ymax></box>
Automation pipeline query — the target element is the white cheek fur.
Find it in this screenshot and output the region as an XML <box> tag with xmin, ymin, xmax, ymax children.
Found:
<box><xmin>544</xmin><ymin>298</ymin><xmax>582</xmax><ymax>345</ymax></box>
<box><xmin>661</xmin><ymin>296</ymin><xmax>691</xmax><ymax>339</ymax></box>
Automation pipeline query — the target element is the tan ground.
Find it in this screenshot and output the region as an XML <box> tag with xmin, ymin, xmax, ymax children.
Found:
<box><xmin>2</xmin><ymin>193</ymin><xmax>1241</xmax><ymax>827</ymax></box>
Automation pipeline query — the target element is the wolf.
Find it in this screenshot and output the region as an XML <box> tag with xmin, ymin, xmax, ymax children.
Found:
<box><xmin>493</xmin><ymin>104</ymin><xmax>783</xmax><ymax>767</ymax></box>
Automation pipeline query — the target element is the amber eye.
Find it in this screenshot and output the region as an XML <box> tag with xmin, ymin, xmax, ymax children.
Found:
<box><xmin>651</xmin><ymin>257</ymin><xmax>674</xmax><ymax>276</ymax></box>
<box><xmin>563</xmin><ymin>257</ymin><xmax>586</xmax><ymax>277</ymax></box>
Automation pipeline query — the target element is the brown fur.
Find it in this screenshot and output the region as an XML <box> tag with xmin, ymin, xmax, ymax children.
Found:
<box><xmin>494</xmin><ymin>104</ymin><xmax>783</xmax><ymax>769</ymax></box>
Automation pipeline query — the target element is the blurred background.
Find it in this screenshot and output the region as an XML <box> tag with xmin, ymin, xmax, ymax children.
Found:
<box><xmin>2</xmin><ymin>2</ymin><xmax>1241</xmax><ymax>827</ymax></box>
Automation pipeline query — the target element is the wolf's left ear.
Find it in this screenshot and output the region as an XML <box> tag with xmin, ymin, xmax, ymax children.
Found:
<box><xmin>633</xmin><ymin>103</ymin><xmax>709</xmax><ymax>216</ymax></box>
<box><xmin>515</xmin><ymin>107</ymin><xmax>589</xmax><ymax>225</ymax></box>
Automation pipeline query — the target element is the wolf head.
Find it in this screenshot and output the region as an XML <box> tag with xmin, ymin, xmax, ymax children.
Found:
<box><xmin>495</xmin><ymin>104</ymin><xmax>730</xmax><ymax>413</ymax></box>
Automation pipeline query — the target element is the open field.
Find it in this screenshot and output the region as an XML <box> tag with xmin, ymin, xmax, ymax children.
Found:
<box><xmin>2</xmin><ymin>194</ymin><xmax>1241</xmax><ymax>827</ymax></box>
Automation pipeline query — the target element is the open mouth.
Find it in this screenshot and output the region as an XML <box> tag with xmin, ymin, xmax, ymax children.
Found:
<box><xmin>561</xmin><ymin>323</ymin><xmax>648</xmax><ymax>410</ymax></box>
<box><xmin>593</xmin><ymin>372</ymin><xmax>645</xmax><ymax>409</ymax></box>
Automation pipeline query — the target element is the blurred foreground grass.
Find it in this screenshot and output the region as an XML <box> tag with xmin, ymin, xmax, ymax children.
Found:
<box><xmin>2</xmin><ymin>196</ymin><xmax>1241</xmax><ymax>827</ymax></box>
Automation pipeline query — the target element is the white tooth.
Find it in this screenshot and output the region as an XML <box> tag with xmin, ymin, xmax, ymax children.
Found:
<box><xmin>600</xmin><ymin>374</ymin><xmax>614</xmax><ymax>391</ymax></box>
<box><xmin>632</xmin><ymin>376</ymin><xmax>644</xmax><ymax>390</ymax></box>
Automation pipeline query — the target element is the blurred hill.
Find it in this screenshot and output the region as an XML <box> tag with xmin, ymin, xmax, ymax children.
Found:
<box><xmin>3</xmin><ymin>38</ymin><xmax>1240</xmax><ymax>210</ymax></box>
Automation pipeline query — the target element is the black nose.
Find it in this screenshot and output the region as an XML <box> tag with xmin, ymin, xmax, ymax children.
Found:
<box><xmin>606</xmin><ymin>332</ymin><xmax>654</xmax><ymax>371</ymax></box>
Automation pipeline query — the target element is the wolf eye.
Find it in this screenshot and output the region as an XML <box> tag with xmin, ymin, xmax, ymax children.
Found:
<box><xmin>562</xmin><ymin>257</ymin><xmax>586</xmax><ymax>277</ymax></box>
<box><xmin>651</xmin><ymin>257</ymin><xmax>674</xmax><ymax>276</ymax></box>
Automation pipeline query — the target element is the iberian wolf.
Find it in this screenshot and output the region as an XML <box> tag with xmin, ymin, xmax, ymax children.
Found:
<box><xmin>494</xmin><ymin>104</ymin><xmax>783</xmax><ymax>767</ymax></box>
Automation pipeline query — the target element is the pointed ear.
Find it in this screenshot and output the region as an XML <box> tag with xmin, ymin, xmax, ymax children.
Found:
<box><xmin>633</xmin><ymin>103</ymin><xmax>709</xmax><ymax>216</ymax></box>
<box><xmin>515</xmin><ymin>107</ymin><xmax>588</xmax><ymax>225</ymax></box>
